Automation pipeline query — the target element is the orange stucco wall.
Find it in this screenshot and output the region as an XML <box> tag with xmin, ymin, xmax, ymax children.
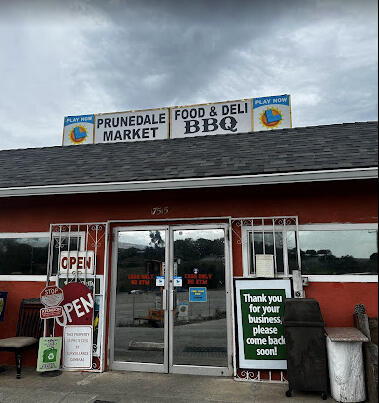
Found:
<box><xmin>0</xmin><ymin>179</ymin><xmax>377</xmax><ymax>368</ymax></box>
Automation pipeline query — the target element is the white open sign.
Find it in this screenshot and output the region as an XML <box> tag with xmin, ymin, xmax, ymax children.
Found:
<box><xmin>59</xmin><ymin>251</ymin><xmax>95</xmax><ymax>274</ymax></box>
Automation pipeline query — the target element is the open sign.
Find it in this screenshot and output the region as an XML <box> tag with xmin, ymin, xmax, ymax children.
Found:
<box><xmin>59</xmin><ymin>251</ymin><xmax>95</xmax><ymax>274</ymax></box>
<box><xmin>54</xmin><ymin>282</ymin><xmax>94</xmax><ymax>338</ymax></box>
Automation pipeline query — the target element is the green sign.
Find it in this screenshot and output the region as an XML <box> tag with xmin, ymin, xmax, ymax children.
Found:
<box><xmin>36</xmin><ymin>337</ymin><xmax>62</xmax><ymax>372</ymax></box>
<box><xmin>235</xmin><ymin>279</ymin><xmax>291</xmax><ymax>370</ymax></box>
<box><xmin>240</xmin><ymin>289</ymin><xmax>286</xmax><ymax>360</ymax></box>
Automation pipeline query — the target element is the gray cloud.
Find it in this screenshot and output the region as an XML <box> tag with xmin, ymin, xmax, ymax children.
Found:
<box><xmin>0</xmin><ymin>0</ymin><xmax>377</xmax><ymax>149</ymax></box>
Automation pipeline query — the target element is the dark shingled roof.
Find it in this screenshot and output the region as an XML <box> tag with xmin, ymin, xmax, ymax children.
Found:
<box><xmin>0</xmin><ymin>121</ymin><xmax>377</xmax><ymax>188</ymax></box>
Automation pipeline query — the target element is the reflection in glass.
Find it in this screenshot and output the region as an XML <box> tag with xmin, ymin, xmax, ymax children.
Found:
<box><xmin>287</xmin><ymin>231</ymin><xmax>300</xmax><ymax>273</ymax></box>
<box><xmin>0</xmin><ymin>237</ymin><xmax>49</xmax><ymax>275</ymax></box>
<box><xmin>114</xmin><ymin>230</ymin><xmax>165</xmax><ymax>364</ymax></box>
<box><xmin>173</xmin><ymin>229</ymin><xmax>227</xmax><ymax>367</ymax></box>
<box><xmin>299</xmin><ymin>230</ymin><xmax>378</xmax><ymax>275</ymax></box>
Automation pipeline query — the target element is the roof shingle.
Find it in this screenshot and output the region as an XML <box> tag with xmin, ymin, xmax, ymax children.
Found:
<box><xmin>0</xmin><ymin>121</ymin><xmax>377</xmax><ymax>188</ymax></box>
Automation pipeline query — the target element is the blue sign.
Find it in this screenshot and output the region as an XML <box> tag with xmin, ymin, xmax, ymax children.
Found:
<box><xmin>156</xmin><ymin>276</ymin><xmax>165</xmax><ymax>286</ymax></box>
<box><xmin>189</xmin><ymin>287</ymin><xmax>207</xmax><ymax>302</ymax></box>
<box><xmin>64</xmin><ymin>114</ymin><xmax>94</xmax><ymax>126</ymax></box>
<box><xmin>253</xmin><ymin>95</ymin><xmax>290</xmax><ymax>109</ymax></box>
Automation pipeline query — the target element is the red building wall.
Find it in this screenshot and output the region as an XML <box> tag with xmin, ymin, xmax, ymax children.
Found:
<box><xmin>0</xmin><ymin>179</ymin><xmax>377</xmax><ymax>367</ymax></box>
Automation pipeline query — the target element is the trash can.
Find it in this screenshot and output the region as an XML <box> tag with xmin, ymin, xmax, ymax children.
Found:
<box><xmin>325</xmin><ymin>327</ymin><xmax>368</xmax><ymax>403</ymax></box>
<box><xmin>283</xmin><ymin>298</ymin><xmax>328</xmax><ymax>400</ymax></box>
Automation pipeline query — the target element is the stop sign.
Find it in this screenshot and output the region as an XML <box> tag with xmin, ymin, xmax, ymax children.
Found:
<box><xmin>40</xmin><ymin>285</ymin><xmax>64</xmax><ymax>307</ymax></box>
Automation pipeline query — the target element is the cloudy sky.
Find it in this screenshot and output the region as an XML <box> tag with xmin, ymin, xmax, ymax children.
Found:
<box><xmin>0</xmin><ymin>0</ymin><xmax>377</xmax><ymax>150</ymax></box>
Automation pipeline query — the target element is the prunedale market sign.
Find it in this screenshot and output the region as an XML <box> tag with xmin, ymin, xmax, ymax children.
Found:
<box><xmin>62</xmin><ymin>95</ymin><xmax>292</xmax><ymax>146</ymax></box>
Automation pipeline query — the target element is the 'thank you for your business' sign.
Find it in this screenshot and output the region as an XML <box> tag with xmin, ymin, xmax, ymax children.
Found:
<box><xmin>62</xmin><ymin>95</ymin><xmax>292</xmax><ymax>146</ymax></box>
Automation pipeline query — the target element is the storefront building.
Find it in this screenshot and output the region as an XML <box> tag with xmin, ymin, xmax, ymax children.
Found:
<box><xmin>0</xmin><ymin>121</ymin><xmax>377</xmax><ymax>378</ymax></box>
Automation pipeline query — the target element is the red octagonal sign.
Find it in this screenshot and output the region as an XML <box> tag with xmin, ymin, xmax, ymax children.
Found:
<box><xmin>40</xmin><ymin>285</ymin><xmax>64</xmax><ymax>307</ymax></box>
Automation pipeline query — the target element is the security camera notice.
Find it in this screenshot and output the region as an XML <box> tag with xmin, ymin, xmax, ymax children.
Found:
<box><xmin>235</xmin><ymin>279</ymin><xmax>291</xmax><ymax>369</ymax></box>
<box><xmin>63</xmin><ymin>325</ymin><xmax>93</xmax><ymax>369</ymax></box>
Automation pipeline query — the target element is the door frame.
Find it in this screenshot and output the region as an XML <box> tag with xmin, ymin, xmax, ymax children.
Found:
<box><xmin>109</xmin><ymin>225</ymin><xmax>169</xmax><ymax>373</ymax></box>
<box><xmin>168</xmin><ymin>223</ymin><xmax>233</xmax><ymax>376</ymax></box>
<box><xmin>109</xmin><ymin>223</ymin><xmax>233</xmax><ymax>376</ymax></box>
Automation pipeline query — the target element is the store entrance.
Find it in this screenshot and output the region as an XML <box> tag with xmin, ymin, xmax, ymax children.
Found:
<box><xmin>109</xmin><ymin>224</ymin><xmax>233</xmax><ymax>376</ymax></box>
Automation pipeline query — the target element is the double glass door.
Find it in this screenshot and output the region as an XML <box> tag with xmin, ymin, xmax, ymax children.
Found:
<box><xmin>110</xmin><ymin>224</ymin><xmax>232</xmax><ymax>376</ymax></box>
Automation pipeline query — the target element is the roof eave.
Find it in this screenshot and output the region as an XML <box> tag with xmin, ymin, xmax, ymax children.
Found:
<box><xmin>0</xmin><ymin>167</ymin><xmax>377</xmax><ymax>198</ymax></box>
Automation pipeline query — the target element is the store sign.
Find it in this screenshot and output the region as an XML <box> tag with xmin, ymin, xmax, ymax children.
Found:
<box><xmin>36</xmin><ymin>337</ymin><xmax>62</xmax><ymax>372</ymax></box>
<box><xmin>54</xmin><ymin>282</ymin><xmax>94</xmax><ymax>337</ymax></box>
<box><xmin>40</xmin><ymin>306</ymin><xmax>63</xmax><ymax>320</ymax></box>
<box><xmin>189</xmin><ymin>287</ymin><xmax>207</xmax><ymax>302</ymax></box>
<box><xmin>253</xmin><ymin>95</ymin><xmax>291</xmax><ymax>131</ymax></box>
<box><xmin>40</xmin><ymin>285</ymin><xmax>64</xmax><ymax>307</ymax></box>
<box><xmin>62</xmin><ymin>114</ymin><xmax>94</xmax><ymax>146</ymax></box>
<box><xmin>94</xmin><ymin>108</ymin><xmax>169</xmax><ymax>144</ymax></box>
<box><xmin>63</xmin><ymin>325</ymin><xmax>93</xmax><ymax>369</ymax></box>
<box><xmin>235</xmin><ymin>279</ymin><xmax>291</xmax><ymax>370</ymax></box>
<box><xmin>170</xmin><ymin>99</ymin><xmax>252</xmax><ymax>138</ymax></box>
<box><xmin>62</xmin><ymin>95</ymin><xmax>292</xmax><ymax>146</ymax></box>
<box><xmin>59</xmin><ymin>251</ymin><xmax>95</xmax><ymax>274</ymax></box>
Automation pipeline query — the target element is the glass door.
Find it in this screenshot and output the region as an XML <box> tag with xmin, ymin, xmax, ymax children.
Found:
<box><xmin>111</xmin><ymin>227</ymin><xmax>169</xmax><ymax>372</ymax></box>
<box><xmin>169</xmin><ymin>225</ymin><xmax>232</xmax><ymax>376</ymax></box>
<box><xmin>110</xmin><ymin>224</ymin><xmax>232</xmax><ymax>376</ymax></box>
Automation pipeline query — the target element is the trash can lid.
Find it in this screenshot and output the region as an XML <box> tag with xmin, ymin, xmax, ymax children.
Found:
<box><xmin>283</xmin><ymin>298</ymin><xmax>325</xmax><ymax>324</ymax></box>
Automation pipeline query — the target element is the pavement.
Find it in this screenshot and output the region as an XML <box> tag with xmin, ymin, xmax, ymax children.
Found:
<box><xmin>0</xmin><ymin>366</ymin><xmax>333</xmax><ymax>403</ymax></box>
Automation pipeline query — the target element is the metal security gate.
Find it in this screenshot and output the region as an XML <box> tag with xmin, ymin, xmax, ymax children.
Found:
<box><xmin>45</xmin><ymin>222</ymin><xmax>109</xmax><ymax>372</ymax></box>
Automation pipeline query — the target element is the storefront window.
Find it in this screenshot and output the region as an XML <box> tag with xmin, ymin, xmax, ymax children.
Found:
<box><xmin>0</xmin><ymin>234</ymin><xmax>83</xmax><ymax>276</ymax></box>
<box><xmin>0</xmin><ymin>237</ymin><xmax>49</xmax><ymax>275</ymax></box>
<box><xmin>299</xmin><ymin>230</ymin><xmax>378</xmax><ymax>275</ymax></box>
<box><xmin>245</xmin><ymin>226</ymin><xmax>377</xmax><ymax>277</ymax></box>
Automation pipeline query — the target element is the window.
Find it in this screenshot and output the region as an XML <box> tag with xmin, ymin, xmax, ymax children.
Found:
<box><xmin>0</xmin><ymin>236</ymin><xmax>49</xmax><ymax>275</ymax></box>
<box><xmin>299</xmin><ymin>229</ymin><xmax>377</xmax><ymax>275</ymax></box>
<box><xmin>248</xmin><ymin>231</ymin><xmax>285</xmax><ymax>274</ymax></box>
<box><xmin>243</xmin><ymin>225</ymin><xmax>300</xmax><ymax>277</ymax></box>
<box><xmin>243</xmin><ymin>224</ymin><xmax>377</xmax><ymax>279</ymax></box>
<box><xmin>0</xmin><ymin>232</ymin><xmax>85</xmax><ymax>278</ymax></box>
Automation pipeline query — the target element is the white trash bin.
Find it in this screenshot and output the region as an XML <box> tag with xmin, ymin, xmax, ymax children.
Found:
<box><xmin>325</xmin><ymin>327</ymin><xmax>369</xmax><ymax>403</ymax></box>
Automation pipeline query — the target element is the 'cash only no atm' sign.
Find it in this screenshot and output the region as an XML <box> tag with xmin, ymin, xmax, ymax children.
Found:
<box><xmin>235</xmin><ymin>279</ymin><xmax>291</xmax><ymax>370</ymax></box>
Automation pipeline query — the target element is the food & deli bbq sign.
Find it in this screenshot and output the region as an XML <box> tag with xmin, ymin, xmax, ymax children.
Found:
<box><xmin>62</xmin><ymin>95</ymin><xmax>292</xmax><ymax>146</ymax></box>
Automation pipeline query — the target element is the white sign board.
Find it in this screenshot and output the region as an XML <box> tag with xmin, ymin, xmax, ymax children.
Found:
<box><xmin>171</xmin><ymin>99</ymin><xmax>252</xmax><ymax>139</ymax></box>
<box><xmin>94</xmin><ymin>108</ymin><xmax>169</xmax><ymax>144</ymax></box>
<box><xmin>59</xmin><ymin>251</ymin><xmax>95</xmax><ymax>274</ymax></box>
<box><xmin>255</xmin><ymin>254</ymin><xmax>275</xmax><ymax>278</ymax></box>
<box><xmin>62</xmin><ymin>115</ymin><xmax>94</xmax><ymax>146</ymax></box>
<box><xmin>252</xmin><ymin>94</ymin><xmax>291</xmax><ymax>131</ymax></box>
<box><xmin>63</xmin><ymin>325</ymin><xmax>93</xmax><ymax>369</ymax></box>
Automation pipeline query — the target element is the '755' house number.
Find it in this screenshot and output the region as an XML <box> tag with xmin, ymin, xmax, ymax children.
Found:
<box><xmin>151</xmin><ymin>207</ymin><xmax>169</xmax><ymax>215</ymax></box>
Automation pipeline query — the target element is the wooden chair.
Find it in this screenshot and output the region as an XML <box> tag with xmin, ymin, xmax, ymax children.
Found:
<box><xmin>0</xmin><ymin>298</ymin><xmax>43</xmax><ymax>378</ymax></box>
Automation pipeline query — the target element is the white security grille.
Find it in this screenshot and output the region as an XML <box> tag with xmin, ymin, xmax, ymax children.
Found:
<box><xmin>45</xmin><ymin>222</ymin><xmax>109</xmax><ymax>372</ymax></box>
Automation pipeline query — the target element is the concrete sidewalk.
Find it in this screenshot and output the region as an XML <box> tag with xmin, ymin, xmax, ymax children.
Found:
<box><xmin>0</xmin><ymin>366</ymin><xmax>332</xmax><ymax>403</ymax></box>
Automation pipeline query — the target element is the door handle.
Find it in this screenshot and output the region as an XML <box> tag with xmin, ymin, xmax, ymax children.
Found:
<box><xmin>170</xmin><ymin>289</ymin><xmax>174</xmax><ymax>311</ymax></box>
<box><xmin>162</xmin><ymin>289</ymin><xmax>167</xmax><ymax>311</ymax></box>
